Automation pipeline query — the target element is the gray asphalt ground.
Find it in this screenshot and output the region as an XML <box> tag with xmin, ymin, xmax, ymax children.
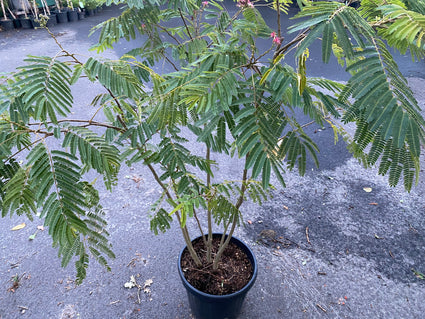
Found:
<box><xmin>1</xmin><ymin>4</ymin><xmax>425</xmax><ymax>319</ymax></box>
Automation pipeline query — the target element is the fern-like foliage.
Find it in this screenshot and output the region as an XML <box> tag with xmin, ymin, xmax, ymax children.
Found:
<box><xmin>13</xmin><ymin>56</ymin><xmax>73</xmax><ymax>124</ymax></box>
<box><xmin>291</xmin><ymin>0</ymin><xmax>425</xmax><ymax>190</ymax></box>
<box><xmin>62</xmin><ymin>126</ymin><xmax>121</xmax><ymax>189</ymax></box>
<box><xmin>1</xmin><ymin>0</ymin><xmax>425</xmax><ymax>283</ymax></box>
<box><xmin>359</xmin><ymin>0</ymin><xmax>425</xmax><ymax>59</ymax></box>
<box><xmin>83</xmin><ymin>57</ymin><xmax>144</xmax><ymax>99</ymax></box>
<box><xmin>30</xmin><ymin>147</ymin><xmax>114</xmax><ymax>280</ymax></box>
<box><xmin>340</xmin><ymin>41</ymin><xmax>425</xmax><ymax>190</ymax></box>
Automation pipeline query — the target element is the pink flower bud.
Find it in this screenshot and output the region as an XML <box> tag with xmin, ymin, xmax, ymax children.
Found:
<box><xmin>202</xmin><ymin>1</ymin><xmax>208</xmax><ymax>6</ymax></box>
<box><xmin>237</xmin><ymin>0</ymin><xmax>253</xmax><ymax>8</ymax></box>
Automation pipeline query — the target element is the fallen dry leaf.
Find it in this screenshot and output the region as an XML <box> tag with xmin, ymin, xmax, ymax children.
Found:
<box><xmin>144</xmin><ymin>278</ymin><xmax>153</xmax><ymax>294</ymax></box>
<box><xmin>283</xmin><ymin>205</ymin><xmax>289</xmax><ymax>210</ymax></box>
<box><xmin>247</xmin><ymin>220</ymin><xmax>252</xmax><ymax>225</ymax></box>
<box><xmin>363</xmin><ymin>187</ymin><xmax>372</xmax><ymax>193</ymax></box>
<box><xmin>11</xmin><ymin>223</ymin><xmax>26</xmax><ymax>231</ymax></box>
<box><xmin>369</xmin><ymin>202</ymin><xmax>378</xmax><ymax>206</ymax></box>
<box><xmin>124</xmin><ymin>275</ymin><xmax>137</xmax><ymax>289</ymax></box>
<box><xmin>37</xmin><ymin>225</ymin><xmax>45</xmax><ymax>231</ymax></box>
<box><xmin>132</xmin><ymin>176</ymin><xmax>142</xmax><ymax>183</ymax></box>
<box><xmin>144</xmin><ymin>278</ymin><xmax>153</xmax><ymax>288</ymax></box>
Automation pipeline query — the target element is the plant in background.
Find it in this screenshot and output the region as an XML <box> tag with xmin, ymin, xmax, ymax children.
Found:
<box><xmin>0</xmin><ymin>0</ymin><xmax>9</xmax><ymax>20</ymax></box>
<box><xmin>55</xmin><ymin>0</ymin><xmax>63</xmax><ymax>12</ymax></box>
<box><xmin>83</xmin><ymin>0</ymin><xmax>98</xmax><ymax>9</ymax></box>
<box><xmin>71</xmin><ymin>0</ymin><xmax>84</xmax><ymax>10</ymax></box>
<box><xmin>30</xmin><ymin>0</ymin><xmax>38</xmax><ymax>19</ymax></box>
<box><xmin>65</xmin><ymin>0</ymin><xmax>74</xmax><ymax>10</ymax></box>
<box><xmin>0</xmin><ymin>0</ymin><xmax>424</xmax><ymax>290</ymax></box>
<box><xmin>38</xmin><ymin>0</ymin><xmax>51</xmax><ymax>16</ymax></box>
<box><xmin>20</xmin><ymin>0</ymin><xmax>30</xmax><ymax>19</ymax></box>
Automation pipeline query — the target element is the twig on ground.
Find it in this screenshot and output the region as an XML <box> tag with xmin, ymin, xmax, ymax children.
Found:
<box><xmin>306</xmin><ymin>226</ymin><xmax>311</xmax><ymax>245</ymax></box>
<box><xmin>316</xmin><ymin>304</ymin><xmax>327</xmax><ymax>313</ymax></box>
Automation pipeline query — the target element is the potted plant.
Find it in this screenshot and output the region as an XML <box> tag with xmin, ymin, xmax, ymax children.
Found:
<box><xmin>84</xmin><ymin>0</ymin><xmax>96</xmax><ymax>15</ymax></box>
<box><xmin>65</xmin><ymin>0</ymin><xmax>78</xmax><ymax>21</ymax></box>
<box><xmin>70</xmin><ymin>0</ymin><xmax>84</xmax><ymax>19</ymax></box>
<box><xmin>16</xmin><ymin>0</ymin><xmax>33</xmax><ymax>28</ymax></box>
<box><xmin>6</xmin><ymin>4</ymin><xmax>20</xmax><ymax>28</ymax></box>
<box><xmin>0</xmin><ymin>0</ymin><xmax>14</xmax><ymax>30</ymax></box>
<box><xmin>31</xmin><ymin>0</ymin><xmax>56</xmax><ymax>27</ymax></box>
<box><xmin>54</xmin><ymin>0</ymin><xmax>68</xmax><ymax>23</ymax></box>
<box><xmin>0</xmin><ymin>0</ymin><xmax>424</xmax><ymax>318</ymax></box>
<box><xmin>28</xmin><ymin>0</ymin><xmax>39</xmax><ymax>26</ymax></box>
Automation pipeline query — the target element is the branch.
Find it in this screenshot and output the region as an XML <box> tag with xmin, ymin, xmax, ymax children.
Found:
<box><xmin>212</xmin><ymin>166</ymin><xmax>248</xmax><ymax>269</ymax></box>
<box><xmin>179</xmin><ymin>8</ymin><xmax>193</xmax><ymax>40</ymax></box>
<box><xmin>5</xmin><ymin>136</ymin><xmax>51</xmax><ymax>163</ymax></box>
<box><xmin>27</xmin><ymin>119</ymin><xmax>125</xmax><ymax>132</ymax></box>
<box><xmin>155</xmin><ymin>24</ymin><xmax>182</xmax><ymax>45</ymax></box>
<box><xmin>274</xmin><ymin>29</ymin><xmax>309</xmax><ymax>60</ymax></box>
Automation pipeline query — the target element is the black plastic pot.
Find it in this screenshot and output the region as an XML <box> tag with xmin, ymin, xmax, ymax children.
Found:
<box><xmin>77</xmin><ymin>10</ymin><xmax>85</xmax><ymax>20</ymax></box>
<box><xmin>0</xmin><ymin>19</ymin><xmax>15</xmax><ymax>31</ymax></box>
<box><xmin>19</xmin><ymin>17</ymin><xmax>32</xmax><ymax>29</ymax></box>
<box><xmin>13</xmin><ymin>19</ymin><xmax>22</xmax><ymax>29</ymax></box>
<box><xmin>46</xmin><ymin>14</ymin><xmax>57</xmax><ymax>28</ymax></box>
<box><xmin>56</xmin><ymin>11</ymin><xmax>68</xmax><ymax>23</ymax></box>
<box><xmin>85</xmin><ymin>9</ymin><xmax>95</xmax><ymax>16</ymax></box>
<box><xmin>31</xmin><ymin>17</ymin><xmax>41</xmax><ymax>28</ymax></box>
<box><xmin>178</xmin><ymin>234</ymin><xmax>258</xmax><ymax>319</ymax></box>
<box><xmin>67</xmin><ymin>9</ymin><xmax>78</xmax><ymax>22</ymax></box>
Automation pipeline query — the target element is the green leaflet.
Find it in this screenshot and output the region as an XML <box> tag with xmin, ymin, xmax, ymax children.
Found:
<box><xmin>322</xmin><ymin>22</ymin><xmax>333</xmax><ymax>64</ymax></box>
<box><xmin>62</xmin><ymin>127</ymin><xmax>121</xmax><ymax>189</ymax></box>
<box><xmin>14</xmin><ymin>56</ymin><xmax>73</xmax><ymax>124</ymax></box>
<box><xmin>84</xmin><ymin>57</ymin><xmax>143</xmax><ymax>99</ymax></box>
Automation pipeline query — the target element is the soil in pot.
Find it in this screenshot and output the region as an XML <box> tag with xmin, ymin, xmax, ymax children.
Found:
<box><xmin>180</xmin><ymin>235</ymin><xmax>253</xmax><ymax>295</ymax></box>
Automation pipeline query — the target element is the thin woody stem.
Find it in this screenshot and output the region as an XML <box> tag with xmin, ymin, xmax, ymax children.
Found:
<box><xmin>145</xmin><ymin>161</ymin><xmax>202</xmax><ymax>266</ymax></box>
<box><xmin>193</xmin><ymin>208</ymin><xmax>206</xmax><ymax>242</ymax></box>
<box><xmin>179</xmin><ymin>8</ymin><xmax>193</xmax><ymax>40</ymax></box>
<box><xmin>212</xmin><ymin>166</ymin><xmax>248</xmax><ymax>270</ymax></box>
<box><xmin>206</xmin><ymin>147</ymin><xmax>213</xmax><ymax>263</ymax></box>
<box><xmin>274</xmin><ymin>29</ymin><xmax>309</xmax><ymax>60</ymax></box>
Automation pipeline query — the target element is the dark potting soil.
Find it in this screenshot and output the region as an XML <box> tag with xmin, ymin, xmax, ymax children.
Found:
<box><xmin>180</xmin><ymin>236</ymin><xmax>253</xmax><ymax>295</ymax></box>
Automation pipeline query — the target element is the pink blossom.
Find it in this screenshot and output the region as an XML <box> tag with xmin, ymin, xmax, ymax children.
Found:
<box><xmin>202</xmin><ymin>1</ymin><xmax>208</xmax><ymax>6</ymax></box>
<box><xmin>141</xmin><ymin>23</ymin><xmax>146</xmax><ymax>28</ymax></box>
<box><xmin>237</xmin><ymin>0</ymin><xmax>253</xmax><ymax>8</ymax></box>
<box><xmin>271</xmin><ymin>31</ymin><xmax>281</xmax><ymax>45</ymax></box>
